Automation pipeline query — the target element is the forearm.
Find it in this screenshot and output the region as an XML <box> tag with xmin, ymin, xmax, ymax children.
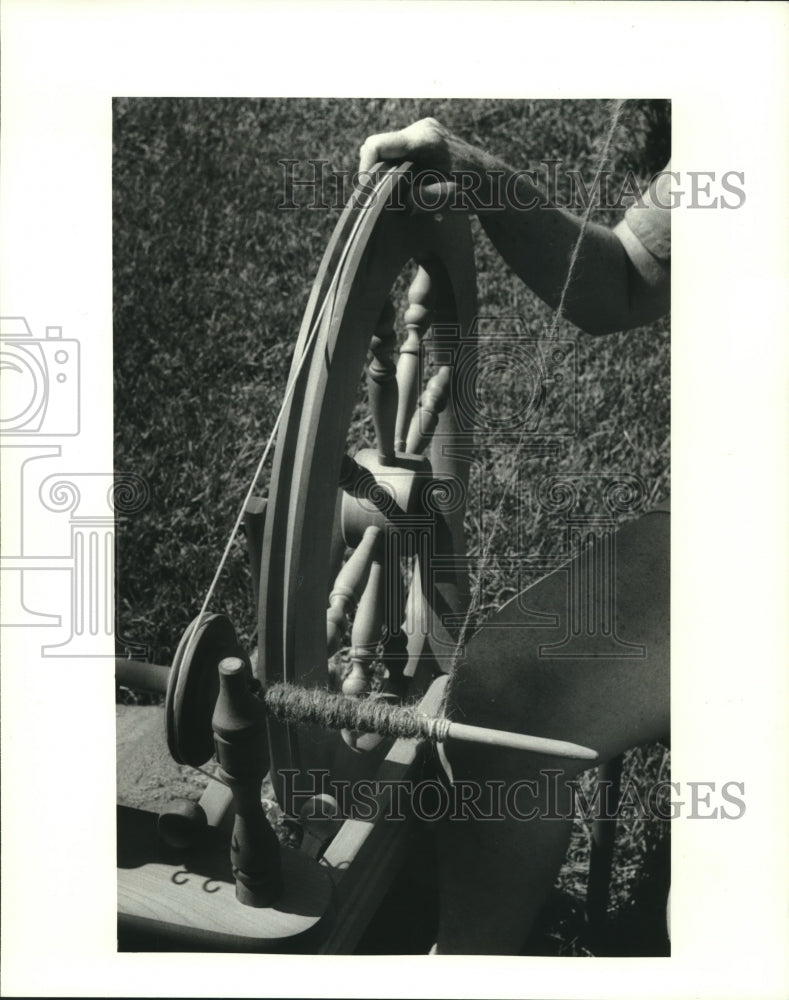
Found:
<box><xmin>359</xmin><ymin>119</ymin><xmax>669</xmax><ymax>334</ymax></box>
<box><xmin>416</xmin><ymin>145</ymin><xmax>655</xmax><ymax>336</ymax></box>
<box><xmin>448</xmin><ymin>150</ymin><xmax>641</xmax><ymax>336</ymax></box>
<box><xmin>476</xmin><ymin>182</ymin><xmax>633</xmax><ymax>336</ymax></box>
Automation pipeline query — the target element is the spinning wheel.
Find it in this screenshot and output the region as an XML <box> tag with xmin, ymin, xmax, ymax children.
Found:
<box><xmin>256</xmin><ymin>162</ymin><xmax>478</xmax><ymax>802</ymax></box>
<box><xmin>117</xmin><ymin>164</ymin><xmax>488</xmax><ymax>952</ymax></box>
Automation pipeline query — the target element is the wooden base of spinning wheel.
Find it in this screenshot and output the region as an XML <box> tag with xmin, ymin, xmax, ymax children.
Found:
<box><xmin>117</xmin><ymin>653</ymin><xmax>447</xmax><ymax>953</ymax></box>
<box><xmin>118</xmin><ymin>801</ymin><xmax>334</xmax><ymax>953</ymax></box>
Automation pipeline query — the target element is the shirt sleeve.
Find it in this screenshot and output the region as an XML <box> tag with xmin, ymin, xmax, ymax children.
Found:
<box><xmin>616</xmin><ymin>161</ymin><xmax>672</xmax><ymax>262</ymax></box>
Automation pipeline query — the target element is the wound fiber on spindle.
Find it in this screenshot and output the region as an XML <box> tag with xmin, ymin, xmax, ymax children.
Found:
<box><xmin>263</xmin><ymin>682</ymin><xmax>439</xmax><ymax>742</ymax></box>
<box><xmin>261</xmin><ymin>682</ymin><xmax>597</xmax><ymax>761</ymax></box>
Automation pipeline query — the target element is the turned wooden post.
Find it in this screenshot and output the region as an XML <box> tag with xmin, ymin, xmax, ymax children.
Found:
<box><xmin>326</xmin><ymin>525</ymin><xmax>382</xmax><ymax>656</ymax></box>
<box><xmin>396</xmin><ymin>265</ymin><xmax>433</xmax><ymax>452</ymax></box>
<box><xmin>406</xmin><ymin>366</ymin><xmax>451</xmax><ymax>455</ymax></box>
<box><xmin>380</xmin><ymin>531</ymin><xmax>408</xmax><ymax>698</ymax></box>
<box><xmin>366</xmin><ymin>298</ymin><xmax>399</xmax><ymax>465</ymax></box>
<box><xmin>342</xmin><ymin>529</ymin><xmax>386</xmax><ymax>697</ymax></box>
<box><xmin>212</xmin><ymin>656</ymin><xmax>283</xmax><ymax>907</ymax></box>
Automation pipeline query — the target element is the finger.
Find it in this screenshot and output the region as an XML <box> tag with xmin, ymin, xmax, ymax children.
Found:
<box><xmin>359</xmin><ymin>129</ymin><xmax>411</xmax><ymax>174</ymax></box>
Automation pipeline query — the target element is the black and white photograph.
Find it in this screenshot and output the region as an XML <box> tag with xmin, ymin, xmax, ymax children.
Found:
<box><xmin>1</xmin><ymin>3</ymin><xmax>787</xmax><ymax>998</ymax></box>
<box><xmin>113</xmin><ymin>96</ymin><xmax>673</xmax><ymax>958</ymax></box>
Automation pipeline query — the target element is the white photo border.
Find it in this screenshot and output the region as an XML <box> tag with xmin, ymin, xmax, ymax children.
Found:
<box><xmin>1</xmin><ymin>2</ymin><xmax>787</xmax><ymax>997</ymax></box>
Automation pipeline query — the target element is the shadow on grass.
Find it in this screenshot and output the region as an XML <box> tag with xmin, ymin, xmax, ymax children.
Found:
<box><xmin>525</xmin><ymin>830</ymin><xmax>670</xmax><ymax>957</ymax></box>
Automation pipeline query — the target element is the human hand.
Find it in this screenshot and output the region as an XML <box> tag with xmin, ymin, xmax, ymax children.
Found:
<box><xmin>358</xmin><ymin>117</ymin><xmax>458</xmax><ymax>176</ymax></box>
<box><xmin>358</xmin><ymin>117</ymin><xmax>512</xmax><ymax>215</ymax></box>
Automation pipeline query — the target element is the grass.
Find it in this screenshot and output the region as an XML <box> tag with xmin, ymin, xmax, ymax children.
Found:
<box><xmin>113</xmin><ymin>97</ymin><xmax>670</xmax><ymax>955</ymax></box>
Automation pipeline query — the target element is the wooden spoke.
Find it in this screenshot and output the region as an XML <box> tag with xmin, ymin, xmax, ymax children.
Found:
<box><xmin>405</xmin><ymin>365</ymin><xmax>451</xmax><ymax>455</ymax></box>
<box><xmin>382</xmin><ymin>529</ymin><xmax>406</xmax><ymax>637</ymax></box>
<box><xmin>366</xmin><ymin>298</ymin><xmax>398</xmax><ymax>465</ymax></box>
<box><xmin>328</xmin><ymin>490</ymin><xmax>346</xmax><ymax>599</ymax></box>
<box><xmin>341</xmin><ymin>531</ymin><xmax>408</xmax><ymax>751</ymax></box>
<box><xmin>326</xmin><ymin>525</ymin><xmax>382</xmax><ymax>656</ymax></box>
<box><xmin>342</xmin><ymin>528</ymin><xmax>386</xmax><ymax>697</ymax></box>
<box><xmin>380</xmin><ymin>629</ymin><xmax>409</xmax><ymax>700</ymax></box>
<box><xmin>380</xmin><ymin>531</ymin><xmax>408</xmax><ymax>697</ymax></box>
<box><xmin>395</xmin><ymin>265</ymin><xmax>433</xmax><ymax>453</ymax></box>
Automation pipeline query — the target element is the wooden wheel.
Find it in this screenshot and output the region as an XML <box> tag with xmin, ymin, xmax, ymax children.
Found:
<box><xmin>256</xmin><ymin>163</ymin><xmax>478</xmax><ymax>808</ymax></box>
